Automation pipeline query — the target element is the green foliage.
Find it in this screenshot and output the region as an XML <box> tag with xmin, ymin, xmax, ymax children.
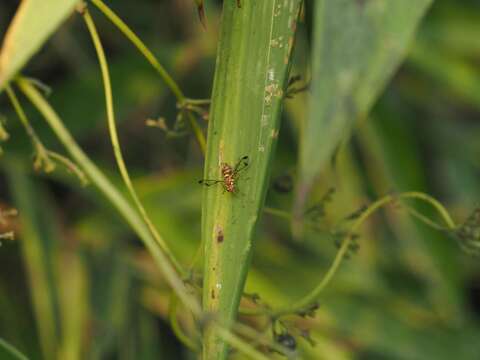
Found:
<box><xmin>298</xmin><ymin>0</ymin><xmax>433</xmax><ymax>206</ymax></box>
<box><xmin>0</xmin><ymin>0</ymin><xmax>479</xmax><ymax>359</ymax></box>
<box><xmin>0</xmin><ymin>0</ymin><xmax>79</xmax><ymax>91</ymax></box>
<box><xmin>201</xmin><ymin>1</ymin><xmax>302</xmax><ymax>357</ymax></box>
<box><xmin>0</xmin><ymin>338</ymin><xmax>28</xmax><ymax>360</ymax></box>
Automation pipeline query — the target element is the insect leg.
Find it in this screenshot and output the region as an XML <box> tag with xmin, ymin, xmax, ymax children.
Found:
<box><xmin>199</xmin><ymin>179</ymin><xmax>224</xmax><ymax>186</ymax></box>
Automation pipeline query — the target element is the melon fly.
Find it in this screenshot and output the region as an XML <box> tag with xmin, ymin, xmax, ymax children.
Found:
<box><xmin>199</xmin><ymin>155</ymin><xmax>249</xmax><ymax>193</ymax></box>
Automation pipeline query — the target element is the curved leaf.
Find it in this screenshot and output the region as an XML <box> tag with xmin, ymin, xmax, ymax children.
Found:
<box><xmin>0</xmin><ymin>0</ymin><xmax>79</xmax><ymax>90</ymax></box>
<box><xmin>297</xmin><ymin>0</ymin><xmax>433</xmax><ymax>209</ymax></box>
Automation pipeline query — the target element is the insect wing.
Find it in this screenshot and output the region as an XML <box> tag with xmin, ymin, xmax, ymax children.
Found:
<box><xmin>234</xmin><ymin>155</ymin><xmax>249</xmax><ymax>174</ymax></box>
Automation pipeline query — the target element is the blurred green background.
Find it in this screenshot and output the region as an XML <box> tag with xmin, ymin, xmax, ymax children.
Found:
<box><xmin>0</xmin><ymin>0</ymin><xmax>479</xmax><ymax>359</ymax></box>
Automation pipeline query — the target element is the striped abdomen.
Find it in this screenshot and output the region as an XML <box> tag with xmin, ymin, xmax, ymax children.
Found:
<box><xmin>221</xmin><ymin>164</ymin><xmax>235</xmax><ymax>193</ymax></box>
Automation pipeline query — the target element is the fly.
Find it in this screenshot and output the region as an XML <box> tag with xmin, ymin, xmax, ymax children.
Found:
<box><xmin>199</xmin><ymin>155</ymin><xmax>249</xmax><ymax>193</ymax></box>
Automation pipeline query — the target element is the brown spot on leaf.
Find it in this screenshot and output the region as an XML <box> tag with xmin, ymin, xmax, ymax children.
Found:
<box><xmin>215</xmin><ymin>225</ymin><xmax>224</xmax><ymax>244</ymax></box>
<box><xmin>217</xmin><ymin>229</ymin><xmax>224</xmax><ymax>243</ymax></box>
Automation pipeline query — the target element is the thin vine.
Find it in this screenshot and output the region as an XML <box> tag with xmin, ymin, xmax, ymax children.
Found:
<box><xmin>243</xmin><ymin>191</ymin><xmax>456</xmax><ymax>318</ymax></box>
<box><xmin>15</xmin><ymin>76</ymin><xmax>200</xmax><ymax>315</ymax></box>
<box><xmin>81</xmin><ymin>6</ymin><xmax>185</xmax><ymax>276</ymax></box>
<box><xmin>14</xmin><ymin>73</ymin><xmax>296</xmax><ymax>360</ymax></box>
<box><xmin>168</xmin><ymin>293</ymin><xmax>199</xmax><ymax>352</ymax></box>
<box><xmin>5</xmin><ymin>85</ymin><xmax>87</xmax><ymax>184</ymax></box>
<box><xmin>88</xmin><ymin>0</ymin><xmax>207</xmax><ymax>153</ymax></box>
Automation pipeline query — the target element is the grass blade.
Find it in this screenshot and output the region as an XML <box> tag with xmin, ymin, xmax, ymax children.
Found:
<box><xmin>296</xmin><ymin>0</ymin><xmax>433</xmax><ymax>213</ymax></box>
<box><xmin>5</xmin><ymin>162</ymin><xmax>59</xmax><ymax>360</ymax></box>
<box><xmin>0</xmin><ymin>0</ymin><xmax>79</xmax><ymax>90</ymax></box>
<box><xmin>201</xmin><ymin>1</ymin><xmax>303</xmax><ymax>358</ymax></box>
<box><xmin>16</xmin><ymin>77</ymin><xmax>201</xmax><ymax>316</ymax></box>
<box><xmin>0</xmin><ymin>338</ymin><xmax>29</xmax><ymax>360</ymax></box>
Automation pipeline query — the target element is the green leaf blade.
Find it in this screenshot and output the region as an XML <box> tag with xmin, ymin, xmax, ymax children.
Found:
<box><xmin>0</xmin><ymin>0</ymin><xmax>79</xmax><ymax>90</ymax></box>
<box><xmin>299</xmin><ymin>0</ymin><xmax>433</xmax><ymax>199</ymax></box>
<box><xmin>201</xmin><ymin>1</ymin><xmax>302</xmax><ymax>358</ymax></box>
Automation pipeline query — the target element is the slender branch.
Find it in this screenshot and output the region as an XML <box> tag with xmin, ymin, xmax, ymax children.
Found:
<box><xmin>5</xmin><ymin>85</ymin><xmax>52</xmax><ymax>165</ymax></box>
<box><xmin>22</xmin><ymin>76</ymin><xmax>52</xmax><ymax>96</ymax></box>
<box><xmin>403</xmin><ymin>205</ymin><xmax>452</xmax><ymax>232</ymax></box>
<box><xmin>215</xmin><ymin>327</ymin><xmax>271</xmax><ymax>360</ymax></box>
<box><xmin>274</xmin><ymin>191</ymin><xmax>455</xmax><ymax>316</ymax></box>
<box><xmin>0</xmin><ymin>338</ymin><xmax>29</xmax><ymax>360</ymax></box>
<box><xmin>184</xmin><ymin>98</ymin><xmax>211</xmax><ymax>106</ymax></box>
<box><xmin>89</xmin><ymin>0</ymin><xmax>182</xmax><ymax>99</ymax></box>
<box><xmin>401</xmin><ymin>191</ymin><xmax>455</xmax><ymax>229</ymax></box>
<box><xmin>249</xmin><ymin>192</ymin><xmax>456</xmax><ymax>317</ymax></box>
<box><xmin>6</xmin><ymin>85</ymin><xmax>55</xmax><ymax>173</ymax></box>
<box><xmin>282</xmin><ymin>194</ymin><xmax>397</xmax><ymax>315</ymax></box>
<box><xmin>89</xmin><ymin>0</ymin><xmax>206</xmax><ymax>153</ymax></box>
<box><xmin>6</xmin><ymin>85</ymin><xmax>90</xmax><ymax>186</ymax></box>
<box><xmin>5</xmin><ymin>85</ymin><xmax>40</xmax><ymax>141</ymax></box>
<box><xmin>15</xmin><ymin>76</ymin><xmax>201</xmax><ymax>316</ymax></box>
<box><xmin>232</xmin><ymin>322</ymin><xmax>295</xmax><ymax>358</ymax></box>
<box><xmin>46</xmin><ymin>151</ymin><xmax>89</xmax><ymax>186</ymax></box>
<box><xmin>264</xmin><ymin>207</ymin><xmax>292</xmax><ymax>220</ymax></box>
<box><xmin>15</xmin><ymin>77</ymin><xmax>292</xmax><ymax>359</ymax></box>
<box><xmin>87</xmin><ymin>0</ymin><xmax>206</xmax><ymax>273</ymax></box>
<box><xmin>187</xmin><ymin>237</ymin><xmax>204</xmax><ymax>275</ymax></box>
<box><xmin>186</xmin><ymin>112</ymin><xmax>207</xmax><ymax>153</ymax></box>
<box><xmin>81</xmin><ymin>9</ymin><xmax>185</xmax><ymax>276</ymax></box>
<box><xmin>168</xmin><ymin>294</ymin><xmax>199</xmax><ymax>352</ymax></box>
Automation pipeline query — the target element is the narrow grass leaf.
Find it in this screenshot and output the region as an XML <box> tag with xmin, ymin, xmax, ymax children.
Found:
<box><xmin>201</xmin><ymin>1</ymin><xmax>302</xmax><ymax>358</ymax></box>
<box><xmin>0</xmin><ymin>0</ymin><xmax>79</xmax><ymax>90</ymax></box>
<box><xmin>298</xmin><ymin>0</ymin><xmax>433</xmax><ymax>209</ymax></box>
<box><xmin>5</xmin><ymin>162</ymin><xmax>60</xmax><ymax>360</ymax></box>
<box><xmin>0</xmin><ymin>338</ymin><xmax>29</xmax><ymax>360</ymax></box>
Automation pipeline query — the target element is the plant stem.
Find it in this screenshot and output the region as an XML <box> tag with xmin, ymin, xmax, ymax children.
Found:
<box><xmin>264</xmin><ymin>206</ymin><xmax>292</xmax><ymax>220</ymax></box>
<box><xmin>81</xmin><ymin>9</ymin><xmax>185</xmax><ymax>276</ymax></box>
<box><xmin>168</xmin><ymin>294</ymin><xmax>199</xmax><ymax>352</ymax></box>
<box><xmin>89</xmin><ymin>0</ymin><xmax>206</xmax><ymax>153</ymax></box>
<box><xmin>5</xmin><ymin>85</ymin><xmax>40</xmax><ymax>142</ymax></box>
<box><xmin>0</xmin><ymin>338</ymin><xmax>29</xmax><ymax>360</ymax></box>
<box><xmin>271</xmin><ymin>191</ymin><xmax>456</xmax><ymax>317</ymax></box>
<box><xmin>16</xmin><ymin>76</ymin><xmax>201</xmax><ymax>316</ymax></box>
<box><xmin>45</xmin><ymin>151</ymin><xmax>88</xmax><ymax>186</ymax></box>
<box><xmin>215</xmin><ymin>327</ymin><xmax>270</xmax><ymax>360</ymax></box>
<box><xmin>90</xmin><ymin>0</ymin><xmax>182</xmax><ymax>99</ymax></box>
<box><xmin>6</xmin><ymin>85</ymin><xmax>88</xmax><ymax>183</ymax></box>
<box><xmin>201</xmin><ymin>1</ymin><xmax>303</xmax><ymax>358</ymax></box>
<box><xmin>9</xmin><ymin>78</ymin><xmax>284</xmax><ymax>359</ymax></box>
